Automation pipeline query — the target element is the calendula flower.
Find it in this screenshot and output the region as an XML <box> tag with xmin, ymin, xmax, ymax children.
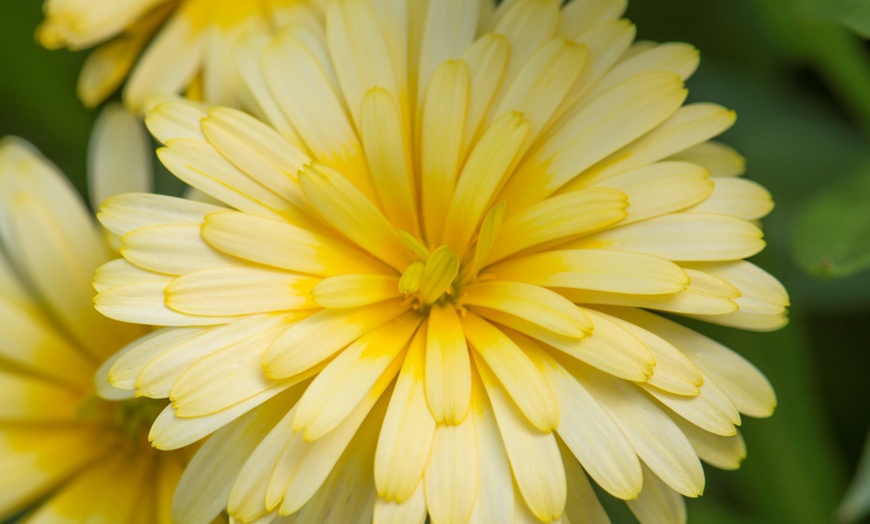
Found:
<box><xmin>0</xmin><ymin>114</ymin><xmax>191</xmax><ymax>522</ymax></box>
<box><xmin>37</xmin><ymin>0</ymin><xmax>325</xmax><ymax>111</ymax></box>
<box><xmin>94</xmin><ymin>0</ymin><xmax>788</xmax><ymax>522</ymax></box>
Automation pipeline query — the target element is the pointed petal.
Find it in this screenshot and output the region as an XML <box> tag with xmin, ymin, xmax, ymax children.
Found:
<box><xmin>425</xmin><ymin>303</ymin><xmax>472</xmax><ymax>424</ymax></box>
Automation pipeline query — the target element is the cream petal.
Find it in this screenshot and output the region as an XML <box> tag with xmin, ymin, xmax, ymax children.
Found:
<box><xmin>170</xmin><ymin>317</ymin><xmax>295</xmax><ymax>418</ymax></box>
<box><xmin>311</xmin><ymin>274</ymin><xmax>402</xmax><ymax>308</ymax></box>
<box><xmin>463</xmin><ymin>313</ymin><xmax>560</xmax><ymax>432</ymax></box>
<box><xmin>145</xmin><ymin>100</ymin><xmax>208</xmax><ymax>144</ymax></box>
<box><xmin>0</xmin><ymin>371</ymin><xmax>81</xmax><ymax>422</ymax></box>
<box><xmin>463</xmin><ymin>281</ymin><xmax>592</xmax><ymax>338</ymax></box>
<box><xmin>360</xmin><ymin>88</ymin><xmax>419</xmax><ymax>234</ymax></box>
<box><xmin>373</xmin><ymin>483</ymin><xmax>427</xmax><ymax>524</ymax></box>
<box><xmin>416</xmin><ymin>0</ymin><xmax>480</xmax><ymax>108</ymax></box>
<box><xmin>559</xmin><ymin>0</ymin><xmax>627</xmax><ymax>38</ymax></box>
<box><xmin>682</xmin><ymin>261</ymin><xmax>789</xmax><ymax>316</ymax></box>
<box><xmin>166</xmin><ymin>266</ymin><xmax>318</xmax><ymax>316</ymax></box>
<box><xmin>580</xmin><ymin>161</ymin><xmax>713</xmax><ymax>225</ymax></box>
<box><xmin>642</xmin><ymin>375</ymin><xmax>741</xmax><ymax>437</ymax></box>
<box><xmin>122</xmin><ymin>223</ymin><xmax>243</xmax><ymax>275</ymax></box>
<box><xmin>459</xmin><ymin>34</ymin><xmax>510</xmax><ymax>158</ymax></box>
<box><xmin>173</xmin><ymin>393</ymin><xmax>298</xmax><ymax>524</ymax></box>
<box><xmin>488</xmin><ymin>187</ymin><xmax>628</xmax><ymax>263</ymax></box>
<box><xmin>625</xmin><ymin>465</ymin><xmax>687</xmax><ymax>524</ymax></box>
<box><xmin>501</xmin><ymin>72</ymin><xmax>686</xmax><ymax>214</ymax></box>
<box><xmin>467</xmin><ymin>371</ymin><xmax>515</xmax><ymax>524</ymax></box>
<box><xmin>87</xmin><ymin>103</ymin><xmax>153</xmax><ymax>209</ymax></box>
<box><xmin>523</xmin><ymin>339</ymin><xmax>642</xmax><ymax>500</ymax></box>
<box><xmin>489</xmin><ymin>249</ymin><xmax>689</xmax><ymax>295</ymax></box>
<box><xmin>573</xmin><ymin>213</ymin><xmax>765</xmax><ymax>261</ymax></box>
<box><xmin>375</xmin><ymin>329</ymin><xmax>436</xmax><ymax>503</ymax></box>
<box><xmin>599</xmin><ymin>307</ymin><xmax>776</xmax><ymax>418</ymax></box>
<box><xmin>688</xmin><ymin>177</ymin><xmax>773</xmax><ymax>220</ymax></box>
<box><xmin>292</xmin><ymin>312</ymin><xmax>420</xmax><ymax>440</ymax></box>
<box><xmin>264</xmin><ymin>300</ymin><xmax>408</xmax><ymax>379</ymax></box>
<box><xmin>667</xmin><ymin>141</ymin><xmax>745</xmax><ymax>178</ymax></box>
<box><xmin>107</xmin><ymin>325</ymin><xmax>205</xmax><ymax>393</ymax></box>
<box><xmin>157</xmin><ymin>138</ymin><xmax>288</xmax><ymax>217</ymax></box>
<box><xmin>423</xmin><ymin>418</ymin><xmax>478</xmax><ymax>524</ymax></box>
<box><xmin>671</xmin><ymin>416</ymin><xmax>747</xmax><ymax>470</ymax></box>
<box><xmin>123</xmin><ymin>13</ymin><xmax>202</xmax><ymax>112</ymax></box>
<box><xmin>420</xmin><ymin>60</ymin><xmax>469</xmax><ymax>244</ymax></box>
<box><xmin>578</xmin><ymin>103</ymin><xmax>736</xmax><ymax>185</ymax></box>
<box><xmin>442</xmin><ymin>111</ymin><xmax>529</xmax><ymax>258</ymax></box>
<box><xmin>298</xmin><ymin>163</ymin><xmax>413</xmax><ymax>271</ymax></box>
<box><xmin>99</xmin><ymin>192</ymin><xmax>226</xmax><ymax>238</ymax></box>
<box><xmin>577</xmin><ymin>368</ymin><xmax>705</xmax><ymax>497</ymax></box>
<box><xmin>95</xmin><ymin>280</ymin><xmax>235</xmax><ymax>327</ymax></box>
<box><xmin>476</xmin><ymin>354</ymin><xmax>567</xmax><ymax>522</ymax></box>
<box><xmin>425</xmin><ymin>304</ymin><xmax>472</xmax><ymax>424</ymax></box>
<box><xmin>558</xmin><ymin>439</ymin><xmax>611</xmax><ymax>524</ymax></box>
<box><xmin>489</xmin><ymin>0</ymin><xmax>560</xmax><ymax>92</ymax></box>
<box><xmin>562</xmin><ymin>267</ymin><xmax>740</xmax><ymax>316</ymax></box>
<box><xmin>201</xmin><ymin>209</ymin><xmax>388</xmax><ymax>276</ymax></box>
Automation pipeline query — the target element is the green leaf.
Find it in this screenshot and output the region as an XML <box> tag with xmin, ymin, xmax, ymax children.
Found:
<box><xmin>793</xmin><ymin>161</ymin><xmax>870</xmax><ymax>278</ymax></box>
<box><xmin>838</xmin><ymin>429</ymin><xmax>870</xmax><ymax>523</ymax></box>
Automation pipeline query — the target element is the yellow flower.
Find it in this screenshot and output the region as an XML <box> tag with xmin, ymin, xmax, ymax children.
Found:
<box><xmin>37</xmin><ymin>0</ymin><xmax>323</xmax><ymax>111</ymax></box>
<box><xmin>0</xmin><ymin>125</ymin><xmax>190</xmax><ymax>522</ymax></box>
<box><xmin>94</xmin><ymin>1</ymin><xmax>788</xmax><ymax>522</ymax></box>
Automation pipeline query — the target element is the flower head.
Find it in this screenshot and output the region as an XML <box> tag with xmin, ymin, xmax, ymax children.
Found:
<box><xmin>94</xmin><ymin>0</ymin><xmax>788</xmax><ymax>522</ymax></box>
<box><xmin>38</xmin><ymin>0</ymin><xmax>324</xmax><ymax>111</ymax></box>
<box><xmin>0</xmin><ymin>133</ymin><xmax>191</xmax><ymax>522</ymax></box>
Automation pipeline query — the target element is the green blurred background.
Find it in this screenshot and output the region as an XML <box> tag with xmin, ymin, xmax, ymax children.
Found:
<box><xmin>1</xmin><ymin>1</ymin><xmax>869</xmax><ymax>522</ymax></box>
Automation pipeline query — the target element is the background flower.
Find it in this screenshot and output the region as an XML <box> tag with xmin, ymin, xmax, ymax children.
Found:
<box><xmin>37</xmin><ymin>0</ymin><xmax>326</xmax><ymax>111</ymax></box>
<box><xmin>0</xmin><ymin>126</ymin><xmax>193</xmax><ymax>523</ymax></box>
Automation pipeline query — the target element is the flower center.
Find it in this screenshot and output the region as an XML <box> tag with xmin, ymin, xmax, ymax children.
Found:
<box><xmin>398</xmin><ymin>239</ymin><xmax>461</xmax><ymax>309</ymax></box>
<box><xmin>78</xmin><ymin>394</ymin><xmax>166</xmax><ymax>442</ymax></box>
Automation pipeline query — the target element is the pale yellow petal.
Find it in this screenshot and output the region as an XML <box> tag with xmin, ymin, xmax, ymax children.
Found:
<box><xmin>375</xmin><ymin>328</ymin><xmax>436</xmax><ymax>503</ymax></box>
<box><xmin>584</xmin><ymin>43</ymin><xmax>698</xmax><ymax>104</ymax></box>
<box><xmin>642</xmin><ymin>374</ymin><xmax>741</xmax><ymax>437</ymax></box>
<box><xmin>489</xmin><ymin>249</ymin><xmax>689</xmax><ymax>295</ymax></box>
<box><xmin>577</xmin><ymin>367</ymin><xmax>705</xmax><ymax>497</ymax></box>
<box><xmin>96</xmin><ymin>280</ymin><xmax>235</xmax><ymax>327</ymax></box>
<box><xmin>158</xmin><ymin>138</ymin><xmax>288</xmax><ymax>217</ymax></box>
<box><xmin>463</xmin><ymin>313</ymin><xmax>559</xmax><ymax>432</ymax></box>
<box><xmin>562</xmin><ymin>267</ymin><xmax>740</xmax><ymax>316</ymax></box>
<box><xmin>501</xmin><ymin>72</ymin><xmax>686</xmax><ymax>214</ymax></box>
<box><xmin>166</xmin><ymin>266</ymin><xmax>318</xmax><ymax>316</ymax></box>
<box><xmin>169</xmin><ymin>317</ymin><xmax>294</xmax><ymax>418</ymax></box>
<box><xmin>671</xmin><ymin>416</ymin><xmax>747</xmax><ymax>470</ymax></box>
<box><xmin>424</xmin><ymin>419</ymin><xmax>478</xmax><ymax>524</ymax></box>
<box><xmin>299</xmin><ymin>163</ymin><xmax>413</xmax><ymax>271</ymax></box>
<box><xmin>488</xmin><ymin>188</ymin><xmax>627</xmax><ymax>263</ymax></box>
<box><xmin>581</xmin><ymin>161</ymin><xmax>712</xmax><ymax>225</ymax></box>
<box><xmin>489</xmin><ymin>0</ymin><xmax>560</xmax><ymax>91</ymax></box>
<box><xmin>416</xmin><ymin>0</ymin><xmax>480</xmax><ymax>108</ymax></box>
<box><xmin>264</xmin><ymin>300</ymin><xmax>408</xmax><ymax>379</ymax></box>
<box><xmin>472</xmin><ymin>306</ymin><xmax>655</xmax><ymax>382</ymax></box>
<box><xmin>201</xmin><ymin>209</ymin><xmax>389</xmax><ymax>276</ymax></box>
<box><xmin>467</xmin><ymin>370</ymin><xmax>515</xmax><ymax>524</ymax></box>
<box><xmin>523</xmin><ymin>339</ymin><xmax>642</xmax><ymax>500</ymax></box>
<box><xmin>121</xmin><ymin>223</ymin><xmax>243</xmax><ymax>275</ymax></box>
<box><xmin>0</xmin><ymin>371</ymin><xmax>81</xmax><ymax>422</ymax></box>
<box><xmin>292</xmin><ymin>312</ymin><xmax>420</xmax><ymax>440</ymax></box>
<box><xmin>559</xmin><ymin>0</ymin><xmax>627</xmax><ymax>38</ymax></box>
<box><xmin>559</xmin><ymin>442</ymin><xmax>610</xmax><ymax>524</ymax></box>
<box><xmin>687</xmin><ymin>177</ymin><xmax>773</xmax><ymax>220</ymax></box>
<box><xmin>262</xmin><ymin>29</ymin><xmax>374</xmax><ymax>198</ymax></box>
<box><xmin>312</xmin><ymin>274</ymin><xmax>402</xmax><ymax>308</ymax></box>
<box><xmin>98</xmin><ymin>192</ymin><xmax>225</xmax><ymax>238</ymax></box>
<box><xmin>173</xmin><ymin>390</ymin><xmax>300</xmax><ymax>524</ymax></box>
<box><xmin>425</xmin><ymin>303</ymin><xmax>472</xmax><ymax>424</ymax></box>
<box><xmin>476</xmin><ymin>354</ymin><xmax>566</xmax><ymax>522</ymax></box>
<box><xmin>420</xmin><ymin>60</ymin><xmax>469</xmax><ymax>244</ymax></box>
<box><xmin>574</xmin><ymin>213</ymin><xmax>765</xmax><ymax>261</ymax></box>
<box><xmin>360</xmin><ymin>88</ymin><xmax>419</xmax><ymax>234</ymax></box>
<box><xmin>625</xmin><ymin>465</ymin><xmax>687</xmax><ymax>524</ymax></box>
<box><xmin>667</xmin><ymin>141</ymin><xmax>745</xmax><ymax>178</ymax></box>
<box><xmin>463</xmin><ymin>281</ymin><xmax>592</xmax><ymax>338</ymax></box>
<box><xmin>492</xmin><ymin>36</ymin><xmax>587</xmax><ymax>148</ymax></box>
<box><xmin>374</xmin><ymin>484</ymin><xmax>427</xmax><ymax>524</ymax></box>
<box><xmin>682</xmin><ymin>261</ymin><xmax>789</xmax><ymax>316</ymax></box>
<box><xmin>123</xmin><ymin>14</ymin><xmax>202</xmax><ymax>112</ymax></box>
<box><xmin>460</xmin><ymin>34</ymin><xmax>509</xmax><ymax>157</ymax></box>
<box><xmin>88</xmin><ymin>103</ymin><xmax>153</xmax><ymax>209</ymax></box>
<box><xmin>442</xmin><ymin>111</ymin><xmax>529</xmax><ymax>257</ymax></box>
<box><xmin>144</xmin><ymin>100</ymin><xmax>208</xmax><ymax>144</ymax></box>
<box><xmin>630</xmin><ymin>309</ymin><xmax>777</xmax><ymax>417</ymax></box>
